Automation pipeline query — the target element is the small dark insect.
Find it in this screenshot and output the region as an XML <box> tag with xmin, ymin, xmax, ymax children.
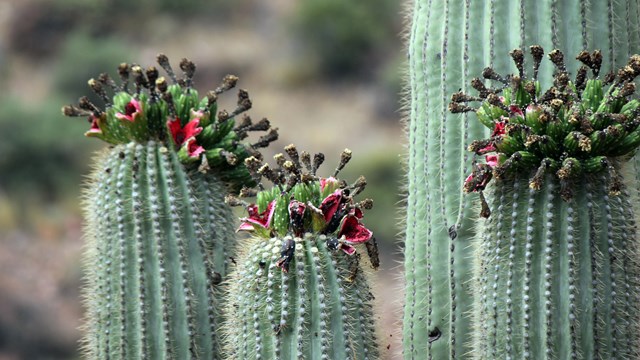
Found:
<box><xmin>119</xmin><ymin>151</ymin><xmax>125</xmax><ymax>159</ymax></box>
<box><xmin>387</xmin><ymin>344</ymin><xmax>391</xmax><ymax>350</ymax></box>
<box><xmin>275</xmin><ymin>239</ymin><xmax>296</xmax><ymax>272</ymax></box>
<box><xmin>326</xmin><ymin>237</ymin><xmax>340</xmax><ymax>251</ymax></box>
<box><xmin>211</xmin><ymin>272</ymin><xmax>222</xmax><ymax>285</ymax></box>
<box><xmin>105</xmin><ymin>168</ymin><xmax>111</xmax><ymax>174</ymax></box>
<box><xmin>229</xmin><ymin>256</ymin><xmax>237</xmax><ymax>265</ymax></box>
<box><xmin>289</xmin><ymin>201</ymin><xmax>306</xmax><ymax>237</ymax></box>
<box><xmin>259</xmin><ymin>260</ymin><xmax>266</xmax><ymax>269</ymax></box>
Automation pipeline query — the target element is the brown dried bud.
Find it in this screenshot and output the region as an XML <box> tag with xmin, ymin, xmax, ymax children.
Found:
<box><xmin>510</xmin><ymin>48</ymin><xmax>525</xmax><ymax>77</ymax></box>
<box><xmin>156</xmin><ymin>77</ymin><xmax>168</xmax><ymax>93</ymax></box>
<box><xmin>312</xmin><ymin>153</ymin><xmax>325</xmax><ymax>175</ymax></box>
<box><xmin>334</xmin><ymin>149</ymin><xmax>353</xmax><ymax>177</ymax></box>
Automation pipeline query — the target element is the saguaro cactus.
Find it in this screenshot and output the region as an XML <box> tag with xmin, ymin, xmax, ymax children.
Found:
<box><xmin>224</xmin><ymin>147</ymin><xmax>380</xmax><ymax>359</ymax></box>
<box><xmin>455</xmin><ymin>47</ymin><xmax>640</xmax><ymax>358</ymax></box>
<box><xmin>403</xmin><ymin>1</ymin><xmax>640</xmax><ymax>358</ymax></box>
<box><xmin>63</xmin><ymin>56</ymin><xmax>277</xmax><ymax>359</ymax></box>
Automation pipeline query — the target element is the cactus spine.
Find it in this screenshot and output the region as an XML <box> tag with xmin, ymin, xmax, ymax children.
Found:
<box><xmin>65</xmin><ymin>55</ymin><xmax>277</xmax><ymax>359</ymax></box>
<box><xmin>224</xmin><ymin>147</ymin><xmax>379</xmax><ymax>359</ymax></box>
<box><xmin>403</xmin><ymin>1</ymin><xmax>640</xmax><ymax>358</ymax></box>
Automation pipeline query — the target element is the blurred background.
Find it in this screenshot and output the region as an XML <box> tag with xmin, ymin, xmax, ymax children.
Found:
<box><xmin>0</xmin><ymin>0</ymin><xmax>405</xmax><ymax>358</ymax></box>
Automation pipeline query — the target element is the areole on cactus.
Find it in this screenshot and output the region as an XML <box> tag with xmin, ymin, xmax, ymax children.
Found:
<box><xmin>224</xmin><ymin>145</ymin><xmax>380</xmax><ymax>359</ymax></box>
<box><xmin>63</xmin><ymin>55</ymin><xmax>277</xmax><ymax>359</ymax></box>
<box><xmin>451</xmin><ymin>47</ymin><xmax>640</xmax><ymax>359</ymax></box>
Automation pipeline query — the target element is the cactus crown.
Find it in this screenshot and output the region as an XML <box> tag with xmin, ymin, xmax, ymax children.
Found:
<box><xmin>451</xmin><ymin>46</ymin><xmax>640</xmax><ymax>208</ymax></box>
<box><xmin>62</xmin><ymin>54</ymin><xmax>278</xmax><ymax>189</ymax></box>
<box><xmin>227</xmin><ymin>145</ymin><xmax>378</xmax><ymax>271</ymax></box>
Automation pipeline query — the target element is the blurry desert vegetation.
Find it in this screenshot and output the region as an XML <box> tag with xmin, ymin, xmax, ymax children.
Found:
<box><xmin>0</xmin><ymin>0</ymin><xmax>404</xmax><ymax>358</ymax></box>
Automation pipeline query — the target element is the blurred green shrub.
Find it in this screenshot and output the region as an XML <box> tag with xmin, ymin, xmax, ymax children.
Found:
<box><xmin>291</xmin><ymin>0</ymin><xmax>400</xmax><ymax>80</ymax></box>
<box><xmin>51</xmin><ymin>0</ymin><xmax>252</xmax><ymax>21</ymax></box>
<box><xmin>0</xmin><ymin>97</ymin><xmax>96</xmax><ymax>219</ymax></box>
<box><xmin>54</xmin><ymin>32</ymin><xmax>134</xmax><ymax>101</ymax></box>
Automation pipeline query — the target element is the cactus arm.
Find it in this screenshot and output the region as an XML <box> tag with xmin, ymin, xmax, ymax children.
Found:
<box><xmin>404</xmin><ymin>1</ymin><xmax>640</xmax><ymax>359</ymax></box>
<box><xmin>224</xmin><ymin>148</ymin><xmax>379</xmax><ymax>359</ymax></box>
<box><xmin>226</xmin><ymin>235</ymin><xmax>378</xmax><ymax>360</ymax></box>
<box><xmin>82</xmin><ymin>142</ymin><xmax>240</xmax><ymax>359</ymax></box>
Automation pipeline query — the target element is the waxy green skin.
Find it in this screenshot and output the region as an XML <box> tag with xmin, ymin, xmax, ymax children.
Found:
<box><xmin>474</xmin><ymin>175</ymin><xmax>640</xmax><ymax>359</ymax></box>
<box><xmin>224</xmin><ymin>233</ymin><xmax>379</xmax><ymax>360</ymax></box>
<box><xmin>404</xmin><ymin>1</ymin><xmax>640</xmax><ymax>359</ymax></box>
<box><xmin>83</xmin><ymin>141</ymin><xmax>236</xmax><ymax>359</ymax></box>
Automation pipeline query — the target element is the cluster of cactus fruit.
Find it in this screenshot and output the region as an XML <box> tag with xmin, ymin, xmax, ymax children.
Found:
<box><xmin>63</xmin><ymin>55</ymin><xmax>282</xmax><ymax>359</ymax></box>
<box><xmin>63</xmin><ymin>54</ymin><xmax>278</xmax><ymax>189</ymax></box>
<box><xmin>451</xmin><ymin>46</ymin><xmax>640</xmax><ymax>212</ymax></box>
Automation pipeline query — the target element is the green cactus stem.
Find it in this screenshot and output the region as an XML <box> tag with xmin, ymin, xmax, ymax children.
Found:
<box><xmin>458</xmin><ymin>48</ymin><xmax>640</xmax><ymax>359</ymax></box>
<box><xmin>473</xmin><ymin>176</ymin><xmax>640</xmax><ymax>359</ymax></box>
<box><xmin>403</xmin><ymin>1</ymin><xmax>640</xmax><ymax>358</ymax></box>
<box><xmin>65</xmin><ymin>55</ymin><xmax>278</xmax><ymax>359</ymax></box>
<box><xmin>224</xmin><ymin>146</ymin><xmax>380</xmax><ymax>359</ymax></box>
